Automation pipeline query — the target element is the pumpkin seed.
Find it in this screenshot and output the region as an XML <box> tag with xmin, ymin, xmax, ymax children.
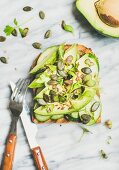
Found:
<box><xmin>20</xmin><ymin>28</ymin><xmax>29</xmax><ymax>38</ymax></box>
<box><xmin>65</xmin><ymin>55</ymin><xmax>73</xmax><ymax>65</ymax></box>
<box><xmin>0</xmin><ymin>57</ymin><xmax>8</xmax><ymax>64</ymax></box>
<box><xmin>32</xmin><ymin>42</ymin><xmax>42</xmax><ymax>49</ymax></box>
<box><xmin>91</xmin><ymin>101</ymin><xmax>100</xmax><ymax>112</ymax></box>
<box><xmin>51</xmin><ymin>74</ymin><xmax>58</xmax><ymax>80</ymax></box>
<box><xmin>86</xmin><ymin>79</ymin><xmax>96</xmax><ymax>87</ymax></box>
<box><xmin>81</xmin><ymin>67</ymin><xmax>92</xmax><ymax>74</ymax></box>
<box><xmin>48</xmin><ymin>80</ymin><xmax>57</xmax><ymax>85</ymax></box>
<box><xmin>11</xmin><ymin>29</ymin><xmax>17</xmax><ymax>36</ymax></box>
<box><xmin>80</xmin><ymin>114</ymin><xmax>91</xmax><ymax>124</ymax></box>
<box><xmin>44</xmin><ymin>30</ymin><xmax>51</xmax><ymax>39</ymax></box>
<box><xmin>83</xmin><ymin>75</ymin><xmax>92</xmax><ymax>82</ymax></box>
<box><xmin>64</xmin><ymin>79</ymin><xmax>73</xmax><ymax>85</ymax></box>
<box><xmin>23</xmin><ymin>6</ymin><xmax>33</xmax><ymax>12</ymax></box>
<box><xmin>85</xmin><ymin>59</ymin><xmax>94</xmax><ymax>66</ymax></box>
<box><xmin>57</xmin><ymin>70</ymin><xmax>67</xmax><ymax>77</ymax></box>
<box><xmin>43</xmin><ymin>94</ymin><xmax>50</xmax><ymax>102</ymax></box>
<box><xmin>105</xmin><ymin>120</ymin><xmax>112</xmax><ymax>129</ymax></box>
<box><xmin>57</xmin><ymin>60</ymin><xmax>64</xmax><ymax>70</ymax></box>
<box><xmin>37</xmin><ymin>99</ymin><xmax>46</xmax><ymax>106</ymax></box>
<box><xmin>39</xmin><ymin>11</ymin><xmax>45</xmax><ymax>19</ymax></box>
<box><xmin>0</xmin><ymin>36</ymin><xmax>6</xmax><ymax>42</ymax></box>
<box><xmin>100</xmin><ymin>150</ymin><xmax>108</xmax><ymax>159</ymax></box>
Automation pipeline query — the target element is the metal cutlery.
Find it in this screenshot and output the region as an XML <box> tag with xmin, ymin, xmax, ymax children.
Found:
<box><xmin>2</xmin><ymin>78</ymin><xmax>29</xmax><ymax>170</ymax></box>
<box><xmin>10</xmin><ymin>81</ymin><xmax>48</xmax><ymax>170</ymax></box>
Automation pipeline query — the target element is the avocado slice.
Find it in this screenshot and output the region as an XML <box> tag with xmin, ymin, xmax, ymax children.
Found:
<box><xmin>34</xmin><ymin>89</ymin><xmax>96</xmax><ymax>116</ymax></box>
<box><xmin>76</xmin><ymin>0</ymin><xmax>119</xmax><ymax>37</ymax></box>
<box><xmin>30</xmin><ymin>46</ymin><xmax>58</xmax><ymax>74</ymax></box>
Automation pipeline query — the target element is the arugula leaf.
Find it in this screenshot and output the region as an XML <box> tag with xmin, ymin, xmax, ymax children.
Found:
<box><xmin>4</xmin><ymin>25</ymin><xmax>14</xmax><ymax>36</ymax></box>
<box><xmin>14</xmin><ymin>18</ymin><xmax>18</xmax><ymax>26</ymax></box>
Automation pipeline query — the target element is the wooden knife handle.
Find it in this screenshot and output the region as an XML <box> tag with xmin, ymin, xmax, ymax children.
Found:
<box><xmin>2</xmin><ymin>134</ymin><xmax>16</xmax><ymax>170</ymax></box>
<box><xmin>32</xmin><ymin>146</ymin><xmax>48</xmax><ymax>170</ymax></box>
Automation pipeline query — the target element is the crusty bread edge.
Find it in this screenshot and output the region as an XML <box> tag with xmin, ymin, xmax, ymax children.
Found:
<box><xmin>30</xmin><ymin>44</ymin><xmax>101</xmax><ymax>124</ymax></box>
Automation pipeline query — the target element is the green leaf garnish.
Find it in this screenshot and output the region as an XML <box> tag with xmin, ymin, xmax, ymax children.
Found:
<box><xmin>79</xmin><ymin>126</ymin><xmax>92</xmax><ymax>143</ymax></box>
<box><xmin>4</xmin><ymin>25</ymin><xmax>14</xmax><ymax>36</ymax></box>
<box><xmin>14</xmin><ymin>18</ymin><xmax>18</xmax><ymax>26</ymax></box>
<box><xmin>61</xmin><ymin>20</ymin><xmax>74</xmax><ymax>33</ymax></box>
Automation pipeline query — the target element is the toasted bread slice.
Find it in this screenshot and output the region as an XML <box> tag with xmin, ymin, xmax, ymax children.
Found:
<box><xmin>30</xmin><ymin>44</ymin><xmax>101</xmax><ymax>124</ymax></box>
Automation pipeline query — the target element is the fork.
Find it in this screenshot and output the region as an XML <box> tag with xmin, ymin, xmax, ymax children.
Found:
<box><xmin>2</xmin><ymin>78</ymin><xmax>29</xmax><ymax>170</ymax></box>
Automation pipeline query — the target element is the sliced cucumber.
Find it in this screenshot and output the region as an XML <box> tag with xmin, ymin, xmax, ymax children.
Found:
<box><xmin>51</xmin><ymin>114</ymin><xmax>64</xmax><ymax>120</ymax></box>
<box><xmin>30</xmin><ymin>46</ymin><xmax>58</xmax><ymax>74</ymax></box>
<box><xmin>77</xmin><ymin>53</ymin><xmax>99</xmax><ymax>81</ymax></box>
<box><xmin>34</xmin><ymin>89</ymin><xmax>96</xmax><ymax>116</ymax></box>
<box><xmin>35</xmin><ymin>114</ymin><xmax>51</xmax><ymax>122</ymax></box>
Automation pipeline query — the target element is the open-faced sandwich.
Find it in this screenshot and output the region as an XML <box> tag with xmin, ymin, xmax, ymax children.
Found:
<box><xmin>29</xmin><ymin>44</ymin><xmax>101</xmax><ymax>125</ymax></box>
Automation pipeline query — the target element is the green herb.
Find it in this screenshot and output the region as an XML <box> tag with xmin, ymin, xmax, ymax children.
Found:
<box><xmin>4</xmin><ymin>25</ymin><xmax>14</xmax><ymax>36</ymax></box>
<box><xmin>4</xmin><ymin>19</ymin><xmax>29</xmax><ymax>38</ymax></box>
<box><xmin>32</xmin><ymin>42</ymin><xmax>42</xmax><ymax>49</ymax></box>
<box><xmin>79</xmin><ymin>126</ymin><xmax>92</xmax><ymax>142</ymax></box>
<box><xmin>23</xmin><ymin>6</ymin><xmax>33</xmax><ymax>12</ymax></box>
<box><xmin>11</xmin><ymin>29</ymin><xmax>17</xmax><ymax>36</ymax></box>
<box><xmin>14</xmin><ymin>18</ymin><xmax>18</xmax><ymax>26</ymax></box>
<box><xmin>44</xmin><ymin>30</ymin><xmax>52</xmax><ymax>39</ymax></box>
<box><xmin>61</xmin><ymin>20</ymin><xmax>74</xmax><ymax>33</ymax></box>
<box><xmin>39</xmin><ymin>11</ymin><xmax>45</xmax><ymax>19</ymax></box>
<box><xmin>19</xmin><ymin>28</ymin><xmax>29</xmax><ymax>38</ymax></box>
<box><xmin>0</xmin><ymin>36</ymin><xmax>6</xmax><ymax>42</ymax></box>
<box><xmin>0</xmin><ymin>57</ymin><xmax>8</xmax><ymax>64</ymax></box>
<box><xmin>100</xmin><ymin>150</ymin><xmax>108</xmax><ymax>159</ymax></box>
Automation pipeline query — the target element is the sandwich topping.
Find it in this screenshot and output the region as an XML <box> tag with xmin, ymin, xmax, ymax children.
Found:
<box><xmin>29</xmin><ymin>44</ymin><xmax>101</xmax><ymax>125</ymax></box>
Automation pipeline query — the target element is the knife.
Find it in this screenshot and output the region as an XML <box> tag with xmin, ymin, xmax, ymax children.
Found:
<box><xmin>10</xmin><ymin>81</ymin><xmax>48</xmax><ymax>170</ymax></box>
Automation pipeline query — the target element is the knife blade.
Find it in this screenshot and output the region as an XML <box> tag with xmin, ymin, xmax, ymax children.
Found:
<box><xmin>10</xmin><ymin>81</ymin><xmax>48</xmax><ymax>170</ymax></box>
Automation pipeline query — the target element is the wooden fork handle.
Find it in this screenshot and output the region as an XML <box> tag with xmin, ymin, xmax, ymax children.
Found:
<box><xmin>2</xmin><ymin>134</ymin><xmax>16</xmax><ymax>170</ymax></box>
<box><xmin>32</xmin><ymin>146</ymin><xmax>48</xmax><ymax>170</ymax></box>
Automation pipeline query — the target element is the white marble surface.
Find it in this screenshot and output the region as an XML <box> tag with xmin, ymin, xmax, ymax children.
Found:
<box><xmin>0</xmin><ymin>0</ymin><xmax>119</xmax><ymax>170</ymax></box>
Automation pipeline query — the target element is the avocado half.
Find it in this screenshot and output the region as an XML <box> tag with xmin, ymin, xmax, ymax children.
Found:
<box><xmin>76</xmin><ymin>0</ymin><xmax>119</xmax><ymax>38</ymax></box>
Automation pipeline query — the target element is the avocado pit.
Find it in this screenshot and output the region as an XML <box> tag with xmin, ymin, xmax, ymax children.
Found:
<box><xmin>95</xmin><ymin>0</ymin><xmax>119</xmax><ymax>27</ymax></box>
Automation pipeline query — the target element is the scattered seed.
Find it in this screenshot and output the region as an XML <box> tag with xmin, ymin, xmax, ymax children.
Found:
<box><xmin>86</xmin><ymin>79</ymin><xmax>96</xmax><ymax>87</ymax></box>
<box><xmin>65</xmin><ymin>55</ymin><xmax>73</xmax><ymax>65</ymax></box>
<box><xmin>23</xmin><ymin>6</ymin><xmax>33</xmax><ymax>12</ymax></box>
<box><xmin>20</xmin><ymin>28</ymin><xmax>29</xmax><ymax>38</ymax></box>
<box><xmin>91</xmin><ymin>101</ymin><xmax>100</xmax><ymax>112</ymax></box>
<box><xmin>105</xmin><ymin>120</ymin><xmax>112</xmax><ymax>129</ymax></box>
<box><xmin>0</xmin><ymin>36</ymin><xmax>6</xmax><ymax>42</ymax></box>
<box><xmin>32</xmin><ymin>42</ymin><xmax>42</xmax><ymax>49</ymax></box>
<box><xmin>11</xmin><ymin>29</ymin><xmax>17</xmax><ymax>36</ymax></box>
<box><xmin>39</xmin><ymin>11</ymin><xmax>45</xmax><ymax>19</ymax></box>
<box><xmin>51</xmin><ymin>74</ymin><xmax>58</xmax><ymax>81</ymax></box>
<box><xmin>100</xmin><ymin>150</ymin><xmax>108</xmax><ymax>159</ymax></box>
<box><xmin>44</xmin><ymin>30</ymin><xmax>51</xmax><ymax>39</ymax></box>
<box><xmin>80</xmin><ymin>114</ymin><xmax>91</xmax><ymax>124</ymax></box>
<box><xmin>48</xmin><ymin>80</ymin><xmax>57</xmax><ymax>85</ymax></box>
<box><xmin>64</xmin><ymin>80</ymin><xmax>73</xmax><ymax>85</ymax></box>
<box><xmin>81</xmin><ymin>67</ymin><xmax>92</xmax><ymax>74</ymax></box>
<box><xmin>57</xmin><ymin>70</ymin><xmax>67</xmax><ymax>77</ymax></box>
<box><xmin>57</xmin><ymin>60</ymin><xmax>64</xmax><ymax>71</ymax></box>
<box><xmin>0</xmin><ymin>57</ymin><xmax>8</xmax><ymax>64</ymax></box>
<box><xmin>43</xmin><ymin>94</ymin><xmax>50</xmax><ymax>102</ymax></box>
<box><xmin>85</xmin><ymin>59</ymin><xmax>94</xmax><ymax>66</ymax></box>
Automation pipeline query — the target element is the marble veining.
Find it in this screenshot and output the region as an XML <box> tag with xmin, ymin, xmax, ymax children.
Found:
<box><xmin>0</xmin><ymin>0</ymin><xmax>119</xmax><ymax>170</ymax></box>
